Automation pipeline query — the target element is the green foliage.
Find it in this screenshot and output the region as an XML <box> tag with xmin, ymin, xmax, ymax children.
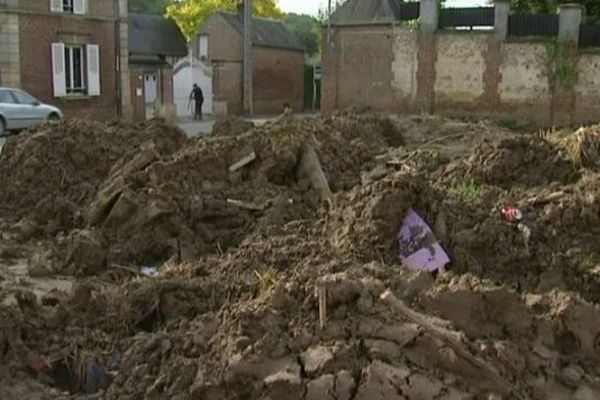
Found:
<box><xmin>166</xmin><ymin>0</ymin><xmax>283</xmax><ymax>39</ymax></box>
<box><xmin>129</xmin><ymin>0</ymin><xmax>172</xmax><ymax>14</ymax></box>
<box><xmin>283</xmin><ymin>13</ymin><xmax>321</xmax><ymax>56</ymax></box>
<box><xmin>546</xmin><ymin>41</ymin><xmax>578</xmax><ymax>88</ymax></box>
<box><xmin>397</xmin><ymin>18</ymin><xmax>421</xmax><ymax>30</ymax></box>
<box><xmin>499</xmin><ymin>118</ymin><xmax>518</xmax><ymax>130</ymax></box>
<box><xmin>449</xmin><ymin>179</ymin><xmax>479</xmax><ymax>200</ymax></box>
<box><xmin>316</xmin><ymin>0</ymin><xmax>343</xmax><ymax>24</ymax></box>
<box><xmin>510</xmin><ymin>0</ymin><xmax>600</xmax><ymax>21</ymax></box>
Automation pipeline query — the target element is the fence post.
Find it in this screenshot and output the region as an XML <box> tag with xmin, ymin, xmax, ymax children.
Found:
<box><xmin>420</xmin><ymin>0</ymin><xmax>440</xmax><ymax>33</ymax></box>
<box><xmin>494</xmin><ymin>0</ymin><xmax>510</xmax><ymax>40</ymax></box>
<box><xmin>558</xmin><ymin>3</ymin><xmax>583</xmax><ymax>46</ymax></box>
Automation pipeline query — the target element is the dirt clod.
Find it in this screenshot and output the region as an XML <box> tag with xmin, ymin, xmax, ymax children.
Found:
<box><xmin>1</xmin><ymin>112</ymin><xmax>600</xmax><ymax>400</ymax></box>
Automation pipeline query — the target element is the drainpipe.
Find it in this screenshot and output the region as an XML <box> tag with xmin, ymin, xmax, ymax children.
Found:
<box><xmin>114</xmin><ymin>0</ymin><xmax>122</xmax><ymax>117</ymax></box>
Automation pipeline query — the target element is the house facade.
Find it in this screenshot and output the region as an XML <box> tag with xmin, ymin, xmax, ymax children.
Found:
<box><xmin>190</xmin><ymin>10</ymin><xmax>305</xmax><ymax>115</ymax></box>
<box><xmin>0</xmin><ymin>0</ymin><xmax>131</xmax><ymax>119</ymax></box>
<box><xmin>128</xmin><ymin>13</ymin><xmax>187</xmax><ymax>121</ymax></box>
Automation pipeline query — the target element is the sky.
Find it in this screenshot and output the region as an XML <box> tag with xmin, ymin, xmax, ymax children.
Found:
<box><xmin>279</xmin><ymin>0</ymin><xmax>487</xmax><ymax>16</ymax></box>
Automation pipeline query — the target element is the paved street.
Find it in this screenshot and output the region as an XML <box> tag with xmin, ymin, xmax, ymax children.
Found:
<box><xmin>176</xmin><ymin>113</ymin><xmax>318</xmax><ymax>137</ymax></box>
<box><xmin>177</xmin><ymin>117</ymin><xmax>216</xmax><ymax>136</ymax></box>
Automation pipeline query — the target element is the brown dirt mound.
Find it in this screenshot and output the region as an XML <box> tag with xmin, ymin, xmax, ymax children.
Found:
<box><xmin>211</xmin><ymin>116</ymin><xmax>255</xmax><ymax>136</ymax></box>
<box><xmin>0</xmin><ymin>119</ymin><xmax>188</xmax><ymax>235</ymax></box>
<box><xmin>68</xmin><ymin>113</ymin><xmax>405</xmax><ymax>268</ymax></box>
<box><xmin>3</xmin><ymin>112</ymin><xmax>600</xmax><ymax>400</ymax></box>
<box><xmin>3</xmin><ymin>243</ymin><xmax>600</xmax><ymax>400</ymax></box>
<box><xmin>463</xmin><ymin>136</ymin><xmax>580</xmax><ymax>187</ymax></box>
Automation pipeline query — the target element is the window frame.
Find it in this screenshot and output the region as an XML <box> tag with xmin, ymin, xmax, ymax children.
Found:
<box><xmin>62</xmin><ymin>0</ymin><xmax>74</xmax><ymax>13</ymax></box>
<box><xmin>10</xmin><ymin>90</ymin><xmax>38</xmax><ymax>105</ymax></box>
<box><xmin>199</xmin><ymin>35</ymin><xmax>209</xmax><ymax>60</ymax></box>
<box><xmin>0</xmin><ymin>90</ymin><xmax>17</xmax><ymax>104</ymax></box>
<box><xmin>64</xmin><ymin>44</ymin><xmax>87</xmax><ymax>95</ymax></box>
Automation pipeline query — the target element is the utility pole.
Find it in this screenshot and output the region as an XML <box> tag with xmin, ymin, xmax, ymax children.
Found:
<box><xmin>243</xmin><ymin>0</ymin><xmax>253</xmax><ymax>115</ymax></box>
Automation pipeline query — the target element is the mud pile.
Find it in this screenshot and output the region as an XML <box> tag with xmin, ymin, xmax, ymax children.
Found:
<box><xmin>71</xmin><ymin>112</ymin><xmax>403</xmax><ymax>271</ymax></box>
<box><xmin>2</xmin><ymin>232</ymin><xmax>600</xmax><ymax>400</ymax></box>
<box><xmin>212</xmin><ymin>116</ymin><xmax>255</xmax><ymax>137</ymax></box>
<box><xmin>1</xmin><ymin>112</ymin><xmax>600</xmax><ymax>400</ymax></box>
<box><xmin>0</xmin><ymin>119</ymin><xmax>188</xmax><ymax>235</ymax></box>
<box><xmin>0</xmin><ymin>111</ymin><xmax>404</xmax><ymax>274</ymax></box>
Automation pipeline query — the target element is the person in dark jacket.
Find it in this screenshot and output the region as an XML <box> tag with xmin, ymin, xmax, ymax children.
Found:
<box><xmin>190</xmin><ymin>84</ymin><xmax>204</xmax><ymax>120</ymax></box>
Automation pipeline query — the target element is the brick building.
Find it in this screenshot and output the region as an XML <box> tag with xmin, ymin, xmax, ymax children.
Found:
<box><xmin>128</xmin><ymin>13</ymin><xmax>187</xmax><ymax>120</ymax></box>
<box><xmin>191</xmin><ymin>9</ymin><xmax>305</xmax><ymax>115</ymax></box>
<box><xmin>0</xmin><ymin>0</ymin><xmax>131</xmax><ymax>120</ymax></box>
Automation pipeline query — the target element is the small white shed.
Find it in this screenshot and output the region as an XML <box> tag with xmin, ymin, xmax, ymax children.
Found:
<box><xmin>173</xmin><ymin>56</ymin><xmax>213</xmax><ymax>118</ymax></box>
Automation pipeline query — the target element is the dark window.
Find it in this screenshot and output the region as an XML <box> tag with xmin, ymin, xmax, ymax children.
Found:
<box><xmin>11</xmin><ymin>90</ymin><xmax>37</xmax><ymax>105</ymax></box>
<box><xmin>63</xmin><ymin>0</ymin><xmax>74</xmax><ymax>13</ymax></box>
<box><xmin>64</xmin><ymin>45</ymin><xmax>86</xmax><ymax>94</ymax></box>
<box><xmin>0</xmin><ymin>90</ymin><xmax>15</xmax><ymax>104</ymax></box>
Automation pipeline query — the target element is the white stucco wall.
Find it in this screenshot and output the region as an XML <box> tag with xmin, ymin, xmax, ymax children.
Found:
<box><xmin>391</xmin><ymin>28</ymin><xmax>418</xmax><ymax>100</ymax></box>
<box><xmin>574</xmin><ymin>53</ymin><xmax>600</xmax><ymax>120</ymax></box>
<box><xmin>173</xmin><ymin>57</ymin><xmax>213</xmax><ymax>118</ymax></box>
<box><xmin>0</xmin><ymin>13</ymin><xmax>21</xmax><ymax>87</ymax></box>
<box><xmin>498</xmin><ymin>42</ymin><xmax>550</xmax><ymax>103</ymax></box>
<box><xmin>434</xmin><ymin>33</ymin><xmax>487</xmax><ymax>103</ymax></box>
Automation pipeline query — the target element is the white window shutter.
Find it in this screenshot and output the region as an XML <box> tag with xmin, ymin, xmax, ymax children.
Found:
<box><xmin>73</xmin><ymin>0</ymin><xmax>86</xmax><ymax>14</ymax></box>
<box><xmin>52</xmin><ymin>43</ymin><xmax>67</xmax><ymax>97</ymax></box>
<box><xmin>87</xmin><ymin>44</ymin><xmax>101</xmax><ymax>96</ymax></box>
<box><xmin>199</xmin><ymin>35</ymin><xmax>209</xmax><ymax>59</ymax></box>
<box><xmin>50</xmin><ymin>0</ymin><xmax>63</xmax><ymax>12</ymax></box>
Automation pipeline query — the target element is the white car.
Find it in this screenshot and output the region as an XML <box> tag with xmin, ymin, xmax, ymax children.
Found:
<box><xmin>0</xmin><ymin>87</ymin><xmax>63</xmax><ymax>136</ymax></box>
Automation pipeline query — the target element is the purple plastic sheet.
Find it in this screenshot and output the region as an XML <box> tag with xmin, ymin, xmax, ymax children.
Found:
<box><xmin>397</xmin><ymin>208</ymin><xmax>450</xmax><ymax>272</ymax></box>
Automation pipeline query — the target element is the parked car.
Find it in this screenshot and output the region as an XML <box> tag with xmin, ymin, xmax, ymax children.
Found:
<box><xmin>0</xmin><ymin>87</ymin><xmax>63</xmax><ymax>136</ymax></box>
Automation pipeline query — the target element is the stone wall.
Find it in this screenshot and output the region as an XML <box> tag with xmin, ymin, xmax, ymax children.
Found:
<box><xmin>322</xmin><ymin>25</ymin><xmax>600</xmax><ymax>125</ymax></box>
<box><xmin>0</xmin><ymin>13</ymin><xmax>20</xmax><ymax>87</ymax></box>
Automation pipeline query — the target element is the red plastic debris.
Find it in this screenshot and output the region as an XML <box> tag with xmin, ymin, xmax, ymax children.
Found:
<box><xmin>501</xmin><ymin>206</ymin><xmax>523</xmax><ymax>223</ymax></box>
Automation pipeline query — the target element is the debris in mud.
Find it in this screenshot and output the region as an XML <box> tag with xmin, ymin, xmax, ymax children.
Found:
<box><xmin>397</xmin><ymin>208</ymin><xmax>450</xmax><ymax>272</ymax></box>
<box><xmin>1</xmin><ymin>110</ymin><xmax>600</xmax><ymax>400</ymax></box>
<box><xmin>212</xmin><ymin>116</ymin><xmax>255</xmax><ymax>137</ymax></box>
<box><xmin>0</xmin><ymin>119</ymin><xmax>188</xmax><ymax>235</ymax></box>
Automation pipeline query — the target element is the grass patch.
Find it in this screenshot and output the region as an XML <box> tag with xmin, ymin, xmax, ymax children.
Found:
<box><xmin>499</xmin><ymin>118</ymin><xmax>518</xmax><ymax>131</ymax></box>
<box><xmin>449</xmin><ymin>179</ymin><xmax>479</xmax><ymax>201</ymax></box>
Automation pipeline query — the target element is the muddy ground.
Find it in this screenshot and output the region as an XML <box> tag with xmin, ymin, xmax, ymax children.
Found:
<box><xmin>0</xmin><ymin>110</ymin><xmax>599</xmax><ymax>399</ymax></box>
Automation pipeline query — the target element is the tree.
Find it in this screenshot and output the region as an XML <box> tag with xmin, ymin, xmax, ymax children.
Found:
<box><xmin>283</xmin><ymin>13</ymin><xmax>321</xmax><ymax>57</ymax></box>
<box><xmin>166</xmin><ymin>0</ymin><xmax>283</xmax><ymax>39</ymax></box>
<box><xmin>129</xmin><ymin>0</ymin><xmax>172</xmax><ymax>14</ymax></box>
<box><xmin>489</xmin><ymin>0</ymin><xmax>600</xmax><ymax>21</ymax></box>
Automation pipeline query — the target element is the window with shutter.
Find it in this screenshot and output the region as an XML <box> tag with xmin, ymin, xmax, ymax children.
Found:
<box><xmin>73</xmin><ymin>0</ymin><xmax>86</xmax><ymax>15</ymax></box>
<box><xmin>87</xmin><ymin>45</ymin><xmax>101</xmax><ymax>96</ymax></box>
<box><xmin>199</xmin><ymin>35</ymin><xmax>209</xmax><ymax>59</ymax></box>
<box><xmin>50</xmin><ymin>0</ymin><xmax>63</xmax><ymax>12</ymax></box>
<box><xmin>63</xmin><ymin>0</ymin><xmax>73</xmax><ymax>13</ymax></box>
<box><xmin>52</xmin><ymin>43</ymin><xmax>67</xmax><ymax>97</ymax></box>
<box><xmin>65</xmin><ymin>45</ymin><xmax>85</xmax><ymax>94</ymax></box>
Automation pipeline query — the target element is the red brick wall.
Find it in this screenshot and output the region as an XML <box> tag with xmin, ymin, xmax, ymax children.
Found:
<box><xmin>416</xmin><ymin>32</ymin><xmax>436</xmax><ymax>114</ymax></box>
<box><xmin>321</xmin><ymin>26</ymin><xmax>399</xmax><ymax>114</ymax></box>
<box><xmin>198</xmin><ymin>14</ymin><xmax>305</xmax><ymax>115</ymax></box>
<box><xmin>19</xmin><ymin>0</ymin><xmax>118</xmax><ymax>18</ymax></box>
<box><xmin>129</xmin><ymin>67</ymin><xmax>145</xmax><ymax>121</ymax></box>
<box><xmin>161</xmin><ymin>67</ymin><xmax>174</xmax><ymax>104</ymax></box>
<box><xmin>321</xmin><ymin>27</ymin><xmax>339</xmax><ymax>115</ymax></box>
<box><xmin>213</xmin><ymin>61</ymin><xmax>243</xmax><ymax>114</ymax></box>
<box><xmin>18</xmin><ymin>14</ymin><xmax>119</xmax><ymax>120</ymax></box>
<box><xmin>194</xmin><ymin>13</ymin><xmax>243</xmax><ymax>62</ymax></box>
<box><xmin>212</xmin><ymin>47</ymin><xmax>304</xmax><ymax>116</ymax></box>
<box><xmin>253</xmin><ymin>47</ymin><xmax>304</xmax><ymax>114</ymax></box>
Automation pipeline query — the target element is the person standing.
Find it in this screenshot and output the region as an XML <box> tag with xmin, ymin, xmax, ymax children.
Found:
<box><xmin>190</xmin><ymin>84</ymin><xmax>204</xmax><ymax>120</ymax></box>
